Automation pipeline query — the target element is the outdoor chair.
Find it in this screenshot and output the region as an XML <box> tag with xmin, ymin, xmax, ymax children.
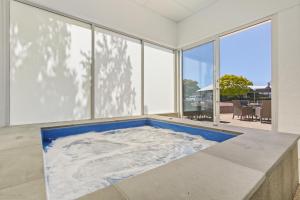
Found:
<box><xmin>232</xmin><ymin>100</ymin><xmax>254</xmax><ymax>120</ymax></box>
<box><xmin>255</xmin><ymin>100</ymin><xmax>271</xmax><ymax>122</ymax></box>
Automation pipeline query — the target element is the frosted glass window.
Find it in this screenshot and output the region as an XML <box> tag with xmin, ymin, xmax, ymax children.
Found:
<box><xmin>10</xmin><ymin>1</ymin><xmax>92</xmax><ymax>125</ymax></box>
<box><xmin>144</xmin><ymin>43</ymin><xmax>175</xmax><ymax>114</ymax></box>
<box><xmin>94</xmin><ymin>27</ymin><xmax>141</xmax><ymax>118</ymax></box>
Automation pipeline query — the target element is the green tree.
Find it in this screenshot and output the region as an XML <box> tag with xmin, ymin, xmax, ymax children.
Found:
<box><xmin>183</xmin><ymin>79</ymin><xmax>200</xmax><ymax>98</ymax></box>
<box><xmin>220</xmin><ymin>74</ymin><xmax>253</xmax><ymax>98</ymax></box>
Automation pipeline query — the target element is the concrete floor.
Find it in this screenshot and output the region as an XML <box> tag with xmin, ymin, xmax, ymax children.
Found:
<box><xmin>220</xmin><ymin>113</ymin><xmax>271</xmax><ymax>130</ymax></box>
<box><xmin>294</xmin><ymin>185</ymin><xmax>300</xmax><ymax>200</ymax></box>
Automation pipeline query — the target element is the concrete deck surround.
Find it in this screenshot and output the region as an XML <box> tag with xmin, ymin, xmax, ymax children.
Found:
<box><xmin>0</xmin><ymin>115</ymin><xmax>298</xmax><ymax>200</ymax></box>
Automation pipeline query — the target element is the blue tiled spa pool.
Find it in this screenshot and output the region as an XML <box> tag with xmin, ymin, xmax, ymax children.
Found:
<box><xmin>41</xmin><ymin>119</ymin><xmax>236</xmax><ymax>200</ymax></box>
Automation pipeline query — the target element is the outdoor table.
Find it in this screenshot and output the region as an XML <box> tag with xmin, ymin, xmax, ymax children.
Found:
<box><xmin>248</xmin><ymin>103</ymin><xmax>262</xmax><ymax>119</ymax></box>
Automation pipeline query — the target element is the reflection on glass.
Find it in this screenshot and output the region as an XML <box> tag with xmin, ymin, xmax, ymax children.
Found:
<box><xmin>182</xmin><ymin>42</ymin><xmax>214</xmax><ymax>122</ymax></box>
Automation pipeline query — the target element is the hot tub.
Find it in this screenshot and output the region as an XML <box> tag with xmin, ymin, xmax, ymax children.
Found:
<box><xmin>41</xmin><ymin>119</ymin><xmax>236</xmax><ymax>200</ymax></box>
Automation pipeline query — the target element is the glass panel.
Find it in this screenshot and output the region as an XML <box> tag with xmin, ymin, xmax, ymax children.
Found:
<box><xmin>182</xmin><ymin>42</ymin><xmax>214</xmax><ymax>122</ymax></box>
<box><xmin>10</xmin><ymin>1</ymin><xmax>92</xmax><ymax>125</ymax></box>
<box><xmin>94</xmin><ymin>27</ymin><xmax>141</xmax><ymax>118</ymax></box>
<box><xmin>220</xmin><ymin>21</ymin><xmax>271</xmax><ymax>130</ymax></box>
<box><xmin>144</xmin><ymin>43</ymin><xmax>175</xmax><ymax>114</ymax></box>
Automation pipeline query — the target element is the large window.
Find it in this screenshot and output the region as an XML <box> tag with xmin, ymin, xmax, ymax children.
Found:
<box><xmin>144</xmin><ymin>43</ymin><xmax>175</xmax><ymax>114</ymax></box>
<box><xmin>219</xmin><ymin>21</ymin><xmax>271</xmax><ymax>130</ymax></box>
<box><xmin>182</xmin><ymin>42</ymin><xmax>214</xmax><ymax>122</ymax></box>
<box><xmin>94</xmin><ymin>28</ymin><xmax>142</xmax><ymax>118</ymax></box>
<box><xmin>10</xmin><ymin>1</ymin><xmax>92</xmax><ymax>125</ymax></box>
<box><xmin>9</xmin><ymin>1</ymin><xmax>177</xmax><ymax>125</ymax></box>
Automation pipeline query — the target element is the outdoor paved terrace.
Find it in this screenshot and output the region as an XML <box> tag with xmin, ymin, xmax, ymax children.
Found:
<box><xmin>220</xmin><ymin>113</ymin><xmax>271</xmax><ymax>130</ymax></box>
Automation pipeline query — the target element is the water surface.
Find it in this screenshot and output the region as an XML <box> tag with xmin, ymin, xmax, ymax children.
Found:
<box><xmin>45</xmin><ymin>126</ymin><xmax>217</xmax><ymax>200</ymax></box>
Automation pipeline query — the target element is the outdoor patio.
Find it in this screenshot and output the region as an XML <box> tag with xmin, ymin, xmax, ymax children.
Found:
<box><xmin>220</xmin><ymin>113</ymin><xmax>271</xmax><ymax>130</ymax></box>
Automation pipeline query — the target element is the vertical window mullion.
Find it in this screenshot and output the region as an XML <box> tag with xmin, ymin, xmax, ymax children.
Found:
<box><xmin>91</xmin><ymin>24</ymin><xmax>95</xmax><ymax>120</ymax></box>
<box><xmin>141</xmin><ymin>40</ymin><xmax>144</xmax><ymax>115</ymax></box>
<box><xmin>213</xmin><ymin>38</ymin><xmax>220</xmax><ymax>126</ymax></box>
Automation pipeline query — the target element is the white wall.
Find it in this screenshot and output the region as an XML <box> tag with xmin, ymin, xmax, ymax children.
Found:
<box><xmin>0</xmin><ymin>0</ymin><xmax>9</xmax><ymax>127</ymax></box>
<box><xmin>277</xmin><ymin>5</ymin><xmax>300</xmax><ymax>134</ymax></box>
<box><xmin>177</xmin><ymin>0</ymin><xmax>300</xmax><ymax>47</ymax></box>
<box><xmin>0</xmin><ymin>1</ymin><xmax>4</xmax><ymax>127</ymax></box>
<box><xmin>25</xmin><ymin>0</ymin><xmax>177</xmax><ymax>48</ymax></box>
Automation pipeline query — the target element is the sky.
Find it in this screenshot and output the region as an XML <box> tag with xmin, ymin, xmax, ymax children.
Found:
<box><xmin>220</xmin><ymin>21</ymin><xmax>271</xmax><ymax>86</ymax></box>
<box><xmin>183</xmin><ymin>21</ymin><xmax>271</xmax><ymax>88</ymax></box>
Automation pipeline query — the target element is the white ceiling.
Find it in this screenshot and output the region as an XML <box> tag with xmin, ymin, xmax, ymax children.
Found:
<box><xmin>129</xmin><ymin>0</ymin><xmax>218</xmax><ymax>22</ymax></box>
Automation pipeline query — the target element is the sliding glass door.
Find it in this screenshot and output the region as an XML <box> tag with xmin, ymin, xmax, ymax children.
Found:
<box><xmin>219</xmin><ymin>21</ymin><xmax>271</xmax><ymax>130</ymax></box>
<box><xmin>182</xmin><ymin>42</ymin><xmax>214</xmax><ymax>122</ymax></box>
<box><xmin>181</xmin><ymin>21</ymin><xmax>271</xmax><ymax>130</ymax></box>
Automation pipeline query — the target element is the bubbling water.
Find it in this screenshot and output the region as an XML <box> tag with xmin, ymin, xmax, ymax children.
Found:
<box><xmin>44</xmin><ymin>126</ymin><xmax>217</xmax><ymax>200</ymax></box>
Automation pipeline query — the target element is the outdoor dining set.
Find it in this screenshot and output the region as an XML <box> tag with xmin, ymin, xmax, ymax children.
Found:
<box><xmin>232</xmin><ymin>100</ymin><xmax>271</xmax><ymax>123</ymax></box>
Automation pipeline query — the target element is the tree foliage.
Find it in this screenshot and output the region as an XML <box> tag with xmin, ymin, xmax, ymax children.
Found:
<box><xmin>220</xmin><ymin>74</ymin><xmax>253</xmax><ymax>97</ymax></box>
<box><xmin>183</xmin><ymin>79</ymin><xmax>200</xmax><ymax>98</ymax></box>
